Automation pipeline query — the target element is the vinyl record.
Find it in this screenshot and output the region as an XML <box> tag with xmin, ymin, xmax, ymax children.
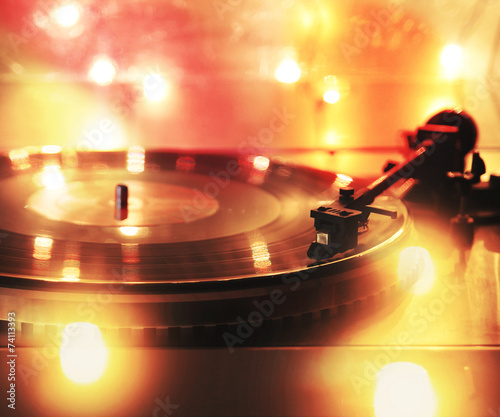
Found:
<box><xmin>0</xmin><ymin>150</ymin><xmax>414</xmax><ymax>330</ymax></box>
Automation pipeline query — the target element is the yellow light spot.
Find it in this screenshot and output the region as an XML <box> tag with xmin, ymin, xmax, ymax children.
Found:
<box><xmin>302</xmin><ymin>12</ymin><xmax>313</xmax><ymax>28</ymax></box>
<box><xmin>33</xmin><ymin>236</ymin><xmax>53</xmax><ymax>261</ymax></box>
<box><xmin>374</xmin><ymin>362</ymin><xmax>437</xmax><ymax>417</ymax></box>
<box><xmin>120</xmin><ymin>226</ymin><xmax>139</xmax><ymax>237</ymax></box>
<box><xmin>127</xmin><ymin>146</ymin><xmax>145</xmax><ymax>173</ymax></box>
<box><xmin>41</xmin><ymin>144</ymin><xmax>62</xmax><ymax>154</ymax></box>
<box><xmin>60</xmin><ymin>322</ymin><xmax>108</xmax><ymax>384</ymax></box>
<box><xmin>62</xmin><ymin>259</ymin><xmax>80</xmax><ymax>282</ymax></box>
<box><xmin>275</xmin><ymin>58</ymin><xmax>301</xmax><ymax>84</ymax></box>
<box><xmin>89</xmin><ymin>56</ymin><xmax>116</xmax><ymax>86</ymax></box>
<box><xmin>143</xmin><ymin>73</ymin><xmax>168</xmax><ymax>102</ymax></box>
<box><xmin>253</xmin><ymin>156</ymin><xmax>270</xmax><ymax>171</ymax></box>
<box><xmin>325</xmin><ymin>130</ymin><xmax>340</xmax><ymax>146</ymax></box>
<box><xmin>323</xmin><ymin>89</ymin><xmax>341</xmax><ymax>104</ymax></box>
<box><xmin>398</xmin><ymin>247</ymin><xmax>435</xmax><ymax>295</ymax></box>
<box><xmin>251</xmin><ymin>241</ymin><xmax>271</xmax><ymax>271</ymax></box>
<box><xmin>9</xmin><ymin>149</ymin><xmax>31</xmax><ymax>170</ymax></box>
<box><xmin>40</xmin><ymin>165</ymin><xmax>65</xmax><ymax>189</ymax></box>
<box><xmin>52</xmin><ymin>4</ymin><xmax>80</xmax><ymax>27</ymax></box>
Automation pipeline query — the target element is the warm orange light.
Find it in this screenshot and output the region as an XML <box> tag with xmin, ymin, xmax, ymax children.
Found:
<box><xmin>9</xmin><ymin>149</ymin><xmax>31</xmax><ymax>170</ymax></box>
<box><xmin>89</xmin><ymin>56</ymin><xmax>116</xmax><ymax>86</ymax></box>
<box><xmin>251</xmin><ymin>241</ymin><xmax>272</xmax><ymax>271</ymax></box>
<box><xmin>323</xmin><ymin>89</ymin><xmax>341</xmax><ymax>104</ymax></box>
<box><xmin>41</xmin><ymin>144</ymin><xmax>62</xmax><ymax>154</ymax></box>
<box><xmin>33</xmin><ymin>236</ymin><xmax>53</xmax><ymax>261</ymax></box>
<box><xmin>275</xmin><ymin>58</ymin><xmax>301</xmax><ymax>84</ymax></box>
<box><xmin>119</xmin><ymin>226</ymin><xmax>139</xmax><ymax>237</ymax></box>
<box><xmin>374</xmin><ymin>362</ymin><xmax>437</xmax><ymax>417</ymax></box>
<box><xmin>398</xmin><ymin>247</ymin><xmax>435</xmax><ymax>295</ymax></box>
<box><xmin>325</xmin><ymin>130</ymin><xmax>341</xmax><ymax>146</ymax></box>
<box><xmin>52</xmin><ymin>4</ymin><xmax>81</xmax><ymax>27</ymax></box>
<box><xmin>143</xmin><ymin>73</ymin><xmax>168</xmax><ymax>102</ymax></box>
<box><xmin>127</xmin><ymin>146</ymin><xmax>145</xmax><ymax>173</ymax></box>
<box><xmin>60</xmin><ymin>322</ymin><xmax>108</xmax><ymax>384</ymax></box>
<box><xmin>253</xmin><ymin>156</ymin><xmax>270</xmax><ymax>171</ymax></box>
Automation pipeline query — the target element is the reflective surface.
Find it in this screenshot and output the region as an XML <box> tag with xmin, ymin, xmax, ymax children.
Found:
<box><xmin>1</xmin><ymin>1</ymin><xmax>500</xmax><ymax>416</ymax></box>
<box><xmin>0</xmin><ymin>150</ymin><xmax>407</xmax><ymax>283</ymax></box>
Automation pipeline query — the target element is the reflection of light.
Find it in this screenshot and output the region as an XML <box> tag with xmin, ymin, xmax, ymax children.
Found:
<box><xmin>275</xmin><ymin>58</ymin><xmax>301</xmax><ymax>84</ymax></box>
<box><xmin>9</xmin><ymin>149</ymin><xmax>31</xmax><ymax>170</ymax></box>
<box><xmin>175</xmin><ymin>156</ymin><xmax>196</xmax><ymax>173</ymax></box>
<box><xmin>334</xmin><ymin>173</ymin><xmax>353</xmax><ymax>188</ymax></box>
<box><xmin>89</xmin><ymin>56</ymin><xmax>116</xmax><ymax>86</ymax></box>
<box><xmin>60</xmin><ymin>322</ymin><xmax>108</xmax><ymax>384</ymax></box>
<box><xmin>52</xmin><ymin>4</ymin><xmax>80</xmax><ymax>27</ymax></box>
<box><xmin>122</xmin><ymin>243</ymin><xmax>140</xmax><ymax>264</ymax></box>
<box><xmin>41</xmin><ymin>145</ymin><xmax>62</xmax><ymax>154</ymax></box>
<box><xmin>253</xmin><ymin>156</ymin><xmax>270</xmax><ymax>171</ymax></box>
<box><xmin>143</xmin><ymin>73</ymin><xmax>168</xmax><ymax>102</ymax></box>
<box><xmin>323</xmin><ymin>89</ymin><xmax>341</xmax><ymax>104</ymax></box>
<box><xmin>251</xmin><ymin>241</ymin><xmax>272</xmax><ymax>271</ymax></box>
<box><xmin>127</xmin><ymin>146</ymin><xmax>145</xmax><ymax>173</ymax></box>
<box><xmin>33</xmin><ymin>236</ymin><xmax>53</xmax><ymax>261</ymax></box>
<box><xmin>62</xmin><ymin>267</ymin><xmax>80</xmax><ymax>281</ymax></box>
<box><xmin>398</xmin><ymin>247</ymin><xmax>435</xmax><ymax>295</ymax></box>
<box><xmin>62</xmin><ymin>259</ymin><xmax>80</xmax><ymax>282</ymax></box>
<box><xmin>374</xmin><ymin>362</ymin><xmax>436</xmax><ymax>417</ymax></box>
<box><xmin>120</xmin><ymin>226</ymin><xmax>139</xmax><ymax>237</ymax></box>
<box><xmin>40</xmin><ymin>165</ymin><xmax>65</xmax><ymax>189</ymax></box>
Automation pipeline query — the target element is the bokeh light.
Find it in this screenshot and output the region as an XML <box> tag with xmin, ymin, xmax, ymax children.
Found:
<box><xmin>323</xmin><ymin>89</ymin><xmax>341</xmax><ymax>104</ymax></box>
<box><xmin>374</xmin><ymin>362</ymin><xmax>437</xmax><ymax>417</ymax></box>
<box><xmin>52</xmin><ymin>4</ymin><xmax>81</xmax><ymax>28</ymax></box>
<box><xmin>253</xmin><ymin>155</ymin><xmax>270</xmax><ymax>171</ymax></box>
<box><xmin>440</xmin><ymin>44</ymin><xmax>463</xmax><ymax>70</ymax></box>
<box><xmin>41</xmin><ymin>145</ymin><xmax>62</xmax><ymax>154</ymax></box>
<box><xmin>41</xmin><ymin>165</ymin><xmax>66</xmax><ymax>189</ymax></box>
<box><xmin>143</xmin><ymin>73</ymin><xmax>168</xmax><ymax>102</ymax></box>
<box><xmin>398</xmin><ymin>247</ymin><xmax>435</xmax><ymax>295</ymax></box>
<box><xmin>89</xmin><ymin>56</ymin><xmax>116</xmax><ymax>86</ymax></box>
<box><xmin>60</xmin><ymin>322</ymin><xmax>108</xmax><ymax>384</ymax></box>
<box><xmin>275</xmin><ymin>58</ymin><xmax>301</xmax><ymax>84</ymax></box>
<box><xmin>440</xmin><ymin>44</ymin><xmax>463</xmax><ymax>79</ymax></box>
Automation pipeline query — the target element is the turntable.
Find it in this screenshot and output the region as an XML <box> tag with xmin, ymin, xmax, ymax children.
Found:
<box><xmin>1</xmin><ymin>1</ymin><xmax>500</xmax><ymax>417</ymax></box>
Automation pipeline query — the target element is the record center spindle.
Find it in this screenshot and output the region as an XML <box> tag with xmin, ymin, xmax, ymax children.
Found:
<box><xmin>115</xmin><ymin>184</ymin><xmax>129</xmax><ymax>221</ymax></box>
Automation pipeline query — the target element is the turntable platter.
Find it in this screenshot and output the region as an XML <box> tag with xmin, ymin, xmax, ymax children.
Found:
<box><xmin>0</xmin><ymin>150</ymin><xmax>413</xmax><ymax>329</ymax></box>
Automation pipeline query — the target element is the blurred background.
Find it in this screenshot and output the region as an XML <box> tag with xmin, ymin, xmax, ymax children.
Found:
<box><xmin>0</xmin><ymin>0</ymin><xmax>498</xmax><ymax>155</ymax></box>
